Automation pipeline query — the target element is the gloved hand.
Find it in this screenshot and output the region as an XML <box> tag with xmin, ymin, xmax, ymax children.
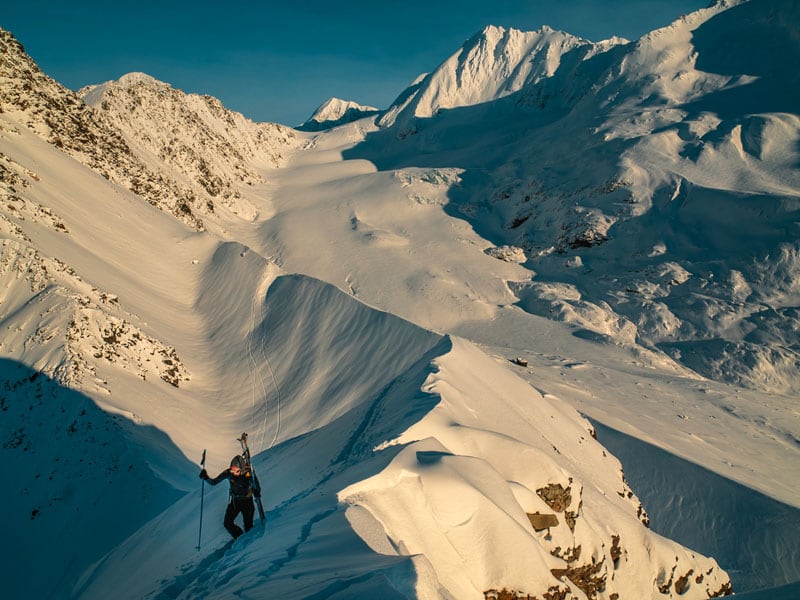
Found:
<box><xmin>253</xmin><ymin>488</ymin><xmax>261</xmax><ymax>498</ymax></box>
<box><xmin>199</xmin><ymin>469</ymin><xmax>209</xmax><ymax>480</ymax></box>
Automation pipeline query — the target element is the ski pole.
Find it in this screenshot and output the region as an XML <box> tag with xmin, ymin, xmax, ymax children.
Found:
<box><xmin>197</xmin><ymin>449</ymin><xmax>206</xmax><ymax>550</ymax></box>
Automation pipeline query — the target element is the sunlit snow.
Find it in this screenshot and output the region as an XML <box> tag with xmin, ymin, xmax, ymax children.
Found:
<box><xmin>1</xmin><ymin>0</ymin><xmax>798</xmax><ymax>598</ymax></box>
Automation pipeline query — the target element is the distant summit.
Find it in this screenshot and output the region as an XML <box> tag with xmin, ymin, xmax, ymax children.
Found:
<box><xmin>298</xmin><ymin>97</ymin><xmax>380</xmax><ymax>131</ymax></box>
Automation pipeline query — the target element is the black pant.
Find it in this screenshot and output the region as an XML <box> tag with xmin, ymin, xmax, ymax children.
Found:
<box><xmin>224</xmin><ymin>496</ymin><xmax>255</xmax><ymax>539</ymax></box>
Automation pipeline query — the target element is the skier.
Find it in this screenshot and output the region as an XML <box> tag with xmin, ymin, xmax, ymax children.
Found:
<box><xmin>200</xmin><ymin>455</ymin><xmax>262</xmax><ymax>539</ymax></box>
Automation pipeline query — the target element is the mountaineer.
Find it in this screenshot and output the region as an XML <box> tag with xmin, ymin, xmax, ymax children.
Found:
<box><xmin>200</xmin><ymin>454</ymin><xmax>262</xmax><ymax>539</ymax></box>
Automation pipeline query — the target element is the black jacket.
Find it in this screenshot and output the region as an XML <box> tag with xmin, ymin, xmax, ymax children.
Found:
<box><xmin>205</xmin><ymin>466</ymin><xmax>261</xmax><ymax>498</ymax></box>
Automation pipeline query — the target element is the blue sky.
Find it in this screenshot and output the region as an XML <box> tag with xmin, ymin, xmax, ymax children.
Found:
<box><xmin>5</xmin><ymin>0</ymin><xmax>708</xmax><ymax>126</ymax></box>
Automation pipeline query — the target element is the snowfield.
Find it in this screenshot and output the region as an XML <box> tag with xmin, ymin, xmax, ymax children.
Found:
<box><xmin>1</xmin><ymin>0</ymin><xmax>799</xmax><ymax>598</ymax></box>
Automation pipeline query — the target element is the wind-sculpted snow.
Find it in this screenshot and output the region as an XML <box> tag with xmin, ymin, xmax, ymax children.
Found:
<box><xmin>192</xmin><ymin>246</ymin><xmax>444</xmax><ymax>449</ymax></box>
<box><xmin>340</xmin><ymin>338</ymin><xmax>731</xmax><ymax>599</ymax></box>
<box><xmin>76</xmin><ymin>311</ymin><xmax>731</xmax><ymax>599</ymax></box>
<box><xmin>1</xmin><ymin>1</ymin><xmax>798</xmax><ymax>597</ymax></box>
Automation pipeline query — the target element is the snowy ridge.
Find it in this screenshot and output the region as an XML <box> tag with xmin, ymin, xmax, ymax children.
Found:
<box><xmin>76</xmin><ymin>322</ymin><xmax>731</xmax><ymax>600</ymax></box>
<box><xmin>80</xmin><ymin>73</ymin><xmax>302</xmax><ymax>221</ymax></box>
<box><xmin>340</xmin><ymin>338</ymin><xmax>730</xmax><ymax>599</ymax></box>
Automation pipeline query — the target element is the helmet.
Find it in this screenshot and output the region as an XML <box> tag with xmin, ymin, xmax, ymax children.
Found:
<box><xmin>230</xmin><ymin>455</ymin><xmax>244</xmax><ymax>469</ymax></box>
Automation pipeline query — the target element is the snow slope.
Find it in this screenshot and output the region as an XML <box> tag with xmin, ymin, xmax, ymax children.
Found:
<box><xmin>76</xmin><ymin>330</ymin><xmax>732</xmax><ymax>600</ymax></box>
<box><xmin>593</xmin><ymin>422</ymin><xmax>800</xmax><ymax>592</ymax></box>
<box><xmin>341</xmin><ymin>0</ymin><xmax>800</xmax><ymax>396</ymax></box>
<box><xmin>1</xmin><ymin>0</ymin><xmax>799</xmax><ymax>597</ymax></box>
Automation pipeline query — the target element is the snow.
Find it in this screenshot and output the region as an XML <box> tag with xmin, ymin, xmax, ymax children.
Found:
<box><xmin>79</xmin><ymin>72</ymin><xmax>163</xmax><ymax>106</ymax></box>
<box><xmin>299</xmin><ymin>97</ymin><xmax>380</xmax><ymax>131</ymax></box>
<box><xmin>593</xmin><ymin>421</ymin><xmax>800</xmax><ymax>592</ymax></box>
<box><xmin>378</xmin><ymin>24</ymin><xmax>617</xmax><ymax>133</ymax></box>
<box><xmin>74</xmin><ymin>334</ymin><xmax>733</xmax><ymax>599</ymax></box>
<box><xmin>339</xmin><ymin>337</ymin><xmax>730</xmax><ymax>599</ymax></box>
<box><xmin>1</xmin><ymin>0</ymin><xmax>799</xmax><ymax>597</ymax></box>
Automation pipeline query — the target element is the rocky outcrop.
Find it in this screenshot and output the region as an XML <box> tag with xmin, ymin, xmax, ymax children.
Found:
<box><xmin>80</xmin><ymin>73</ymin><xmax>301</xmax><ymax>219</ymax></box>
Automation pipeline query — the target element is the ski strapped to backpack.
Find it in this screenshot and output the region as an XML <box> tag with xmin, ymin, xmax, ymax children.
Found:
<box><xmin>197</xmin><ymin>449</ymin><xmax>207</xmax><ymax>550</ymax></box>
<box><xmin>238</xmin><ymin>432</ymin><xmax>266</xmax><ymax>523</ymax></box>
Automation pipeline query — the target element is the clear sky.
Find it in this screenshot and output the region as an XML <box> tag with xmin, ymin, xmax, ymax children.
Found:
<box><xmin>4</xmin><ymin>0</ymin><xmax>708</xmax><ymax>126</ymax></box>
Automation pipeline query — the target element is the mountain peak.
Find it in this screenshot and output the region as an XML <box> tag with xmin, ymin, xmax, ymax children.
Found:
<box><xmin>478</xmin><ymin>23</ymin><xmax>557</xmax><ymax>39</ymax></box>
<box><xmin>79</xmin><ymin>72</ymin><xmax>170</xmax><ymax>107</ymax></box>
<box><xmin>0</xmin><ymin>26</ymin><xmax>25</xmax><ymax>53</ymax></box>
<box><xmin>79</xmin><ymin>70</ymin><xmax>300</xmax><ymax>219</ymax></box>
<box><xmin>298</xmin><ymin>96</ymin><xmax>380</xmax><ymax>131</ymax></box>
<box><xmin>380</xmin><ymin>23</ymin><xmax>600</xmax><ymax>129</ymax></box>
<box><xmin>116</xmin><ymin>71</ymin><xmax>162</xmax><ymax>86</ymax></box>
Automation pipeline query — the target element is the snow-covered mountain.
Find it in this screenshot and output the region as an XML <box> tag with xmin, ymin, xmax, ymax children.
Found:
<box><xmin>76</xmin><ymin>331</ymin><xmax>732</xmax><ymax>600</ymax></box>
<box><xmin>79</xmin><ymin>73</ymin><xmax>301</xmax><ymax>222</ymax></box>
<box><xmin>298</xmin><ymin>97</ymin><xmax>380</xmax><ymax>131</ymax></box>
<box><xmin>0</xmin><ymin>31</ymin><xmax>213</xmax><ymax>230</ymax></box>
<box><xmin>378</xmin><ymin>24</ymin><xmax>624</xmax><ymax>133</ymax></box>
<box><xmin>1</xmin><ymin>0</ymin><xmax>799</xmax><ymax>598</ymax></box>
<box><xmin>345</xmin><ymin>0</ymin><xmax>800</xmax><ymax>396</ymax></box>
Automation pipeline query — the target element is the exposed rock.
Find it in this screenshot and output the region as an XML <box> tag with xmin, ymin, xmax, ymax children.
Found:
<box><xmin>486</xmin><ymin>245</ymin><xmax>527</xmax><ymax>262</ymax></box>
<box><xmin>80</xmin><ymin>74</ymin><xmax>300</xmax><ymax>219</ymax></box>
